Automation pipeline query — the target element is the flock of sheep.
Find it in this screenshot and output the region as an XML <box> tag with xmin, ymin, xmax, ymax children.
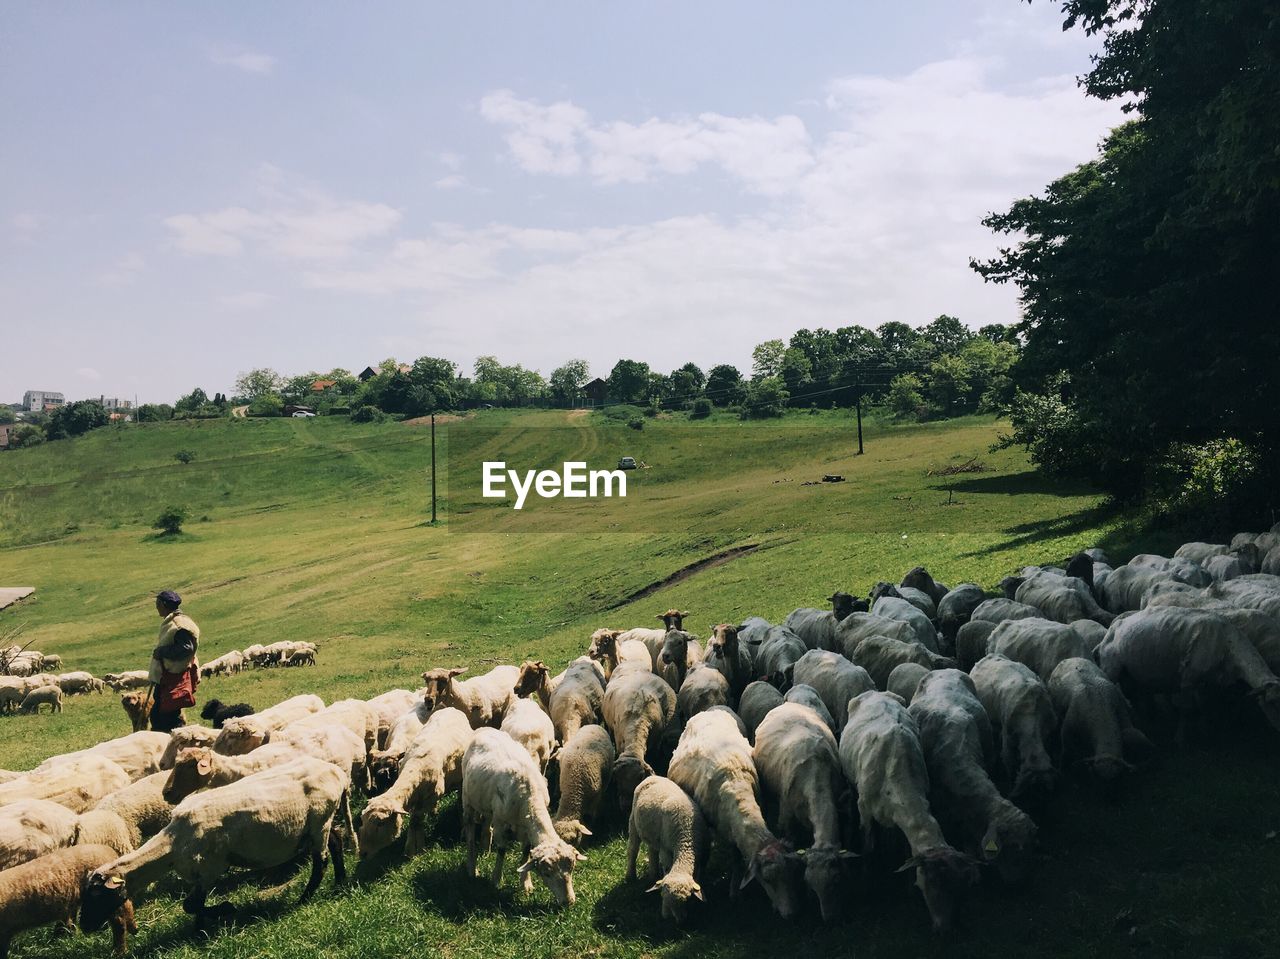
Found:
<box><xmin>0</xmin><ymin>641</ymin><xmax>318</xmax><ymax>720</ymax></box>
<box><xmin>1</xmin><ymin>522</ymin><xmax>1280</xmax><ymax>956</ymax></box>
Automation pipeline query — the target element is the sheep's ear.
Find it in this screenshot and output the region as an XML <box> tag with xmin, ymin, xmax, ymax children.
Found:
<box><xmin>739</xmin><ymin>861</ymin><xmax>758</xmax><ymax>889</ymax></box>
<box><xmin>196</xmin><ymin>757</ymin><xmax>212</xmax><ymax>775</ymax></box>
<box><xmin>895</xmin><ymin>856</ymin><xmax>922</xmax><ymax>873</ymax></box>
<box><xmin>839</xmin><ymin>849</ymin><xmax>860</xmax><ymax>861</ymax></box>
<box><xmin>448</xmin><ymin>668</ymin><xmax>467</xmax><ymax>678</ymax></box>
<box><xmin>691</xmin><ymin>883</ymin><xmax>705</xmax><ymax>901</ymax></box>
<box><xmin>576</xmin><ymin>824</ymin><xmax>592</xmax><ymax>838</ymax></box>
<box><xmin>645</xmin><ymin>883</ymin><xmax>661</xmax><ymax>894</ymax></box>
<box><xmin>575</xmin><ymin>850</ymin><xmax>588</xmax><ymax>861</ymax></box>
<box><xmin>104</xmin><ymin>875</ymin><xmax>125</xmax><ymax>889</ymax></box>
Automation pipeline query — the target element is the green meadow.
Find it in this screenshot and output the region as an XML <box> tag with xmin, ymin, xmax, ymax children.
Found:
<box><xmin>1</xmin><ymin>411</ymin><xmax>1275</xmax><ymax>959</ymax></box>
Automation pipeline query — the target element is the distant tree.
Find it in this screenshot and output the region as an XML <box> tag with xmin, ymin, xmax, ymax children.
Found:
<box><xmin>234</xmin><ymin>368</ymin><xmax>284</xmax><ymax>402</ymax></box>
<box><xmin>886</xmin><ymin>373</ymin><xmax>926</xmax><ymax>420</ymax></box>
<box><xmin>741</xmin><ymin>376</ymin><xmax>789</xmax><ymax>419</ymax></box>
<box><xmin>247</xmin><ymin>393</ymin><xmax>284</xmax><ymax>417</ymax></box>
<box><xmin>779</xmin><ymin>347</ymin><xmax>813</xmax><ymax>402</ymax></box>
<box><xmin>407</xmin><ymin>356</ymin><xmax>461</xmax><ymax>413</ymax></box>
<box><xmin>174</xmin><ymin>388</ymin><xmax>208</xmax><ymax>414</ymax></box>
<box><xmin>926</xmin><ymin>353</ymin><xmax>971</xmax><ymax>417</ymax></box>
<box><xmin>922</xmin><ymin>315</ymin><xmax>971</xmax><ymax>355</ymax></box>
<box><xmin>136</xmin><ymin>403</ymin><xmax>173</xmax><ymax>422</ymax></box>
<box><xmin>0</xmin><ymin>408</ymin><xmax>14</xmax><ymax>425</ymax></box>
<box><xmin>876</xmin><ymin>322</ymin><xmax>922</xmax><ymax>362</ymax></box>
<box><xmin>549</xmin><ymin>359</ymin><xmax>590</xmax><ymax>406</ymax></box>
<box><xmin>705</xmin><ymin>364</ymin><xmax>744</xmax><ymax>406</ymax></box>
<box><xmin>46</xmin><ymin>400</ymin><xmax>109</xmax><ymax>439</ymax></box>
<box><xmin>152</xmin><ymin>505</ymin><xmax>187</xmax><ymax>537</ymax></box>
<box><xmin>173</xmin><ymin>450</ymin><xmax>196</xmax><ymax>464</ymax></box>
<box><xmin>690</xmin><ymin>397</ymin><xmax>713</xmax><ymax>419</ymax></box>
<box><xmin>8</xmin><ymin>424</ymin><xmax>45</xmax><ymax>448</ymax></box>
<box><xmin>976</xmin><ymin>323</ymin><xmax>1018</xmax><ymax>345</ymax></box>
<box><xmin>751</xmin><ymin>339</ymin><xmax>786</xmax><ymax>380</ymax></box>
<box><xmin>607</xmin><ymin>359</ymin><xmax>651</xmax><ymax>404</ymax></box>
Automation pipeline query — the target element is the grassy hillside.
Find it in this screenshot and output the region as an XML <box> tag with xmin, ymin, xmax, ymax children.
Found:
<box><xmin>1</xmin><ymin>411</ymin><xmax>1274</xmax><ymax>959</ymax></box>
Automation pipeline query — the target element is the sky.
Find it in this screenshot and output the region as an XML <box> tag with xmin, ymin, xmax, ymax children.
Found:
<box><xmin>0</xmin><ymin>1</ymin><xmax>1124</xmax><ymax>404</ymax></box>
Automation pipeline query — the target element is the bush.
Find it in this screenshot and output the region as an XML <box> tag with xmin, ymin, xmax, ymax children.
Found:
<box><xmin>173</xmin><ymin>450</ymin><xmax>196</xmax><ymax>464</ymax></box>
<box><xmin>350</xmin><ymin>405</ymin><xmax>386</xmax><ymax>424</ymax></box>
<box><xmin>690</xmin><ymin>398</ymin><xmax>712</xmax><ymax>419</ymax></box>
<box><xmin>247</xmin><ymin>394</ymin><xmax>284</xmax><ymax>417</ymax></box>
<box><xmin>740</xmin><ymin>377</ymin><xmax>789</xmax><ymax>420</ymax></box>
<box><xmin>8</xmin><ymin>424</ymin><xmax>45</xmax><ymax>449</ymax></box>
<box><xmin>598</xmin><ymin>404</ymin><xmax>646</xmax><ymax>423</ymax></box>
<box><xmin>153</xmin><ymin>505</ymin><xmax>187</xmax><ymax>536</ymax></box>
<box><xmin>627</xmin><ymin>417</ymin><xmax>644</xmax><ymax>431</ymax></box>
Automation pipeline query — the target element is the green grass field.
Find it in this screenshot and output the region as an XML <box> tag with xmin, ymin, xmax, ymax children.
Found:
<box><xmin>1</xmin><ymin>411</ymin><xmax>1275</xmax><ymax>959</ymax></box>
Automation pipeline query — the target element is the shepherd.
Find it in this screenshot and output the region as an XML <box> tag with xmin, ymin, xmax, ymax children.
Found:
<box><xmin>147</xmin><ymin>589</ymin><xmax>200</xmax><ymax>732</ymax></box>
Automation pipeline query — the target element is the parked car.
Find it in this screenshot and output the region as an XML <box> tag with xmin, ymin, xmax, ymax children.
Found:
<box><xmin>291</xmin><ymin>410</ymin><xmax>316</xmax><ymax>418</ymax></box>
<box><xmin>618</xmin><ymin>456</ymin><xmax>638</xmax><ymax>470</ymax></box>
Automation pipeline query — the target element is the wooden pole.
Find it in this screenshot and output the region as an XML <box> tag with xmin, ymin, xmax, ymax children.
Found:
<box><xmin>855</xmin><ymin>375</ymin><xmax>864</xmax><ymax>455</ymax></box>
<box><xmin>430</xmin><ymin>412</ymin><xmax>437</xmax><ymax>524</ymax></box>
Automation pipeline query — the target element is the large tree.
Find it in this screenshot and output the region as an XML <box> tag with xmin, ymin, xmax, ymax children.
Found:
<box><xmin>607</xmin><ymin>359</ymin><xmax>651</xmax><ymax>404</ymax></box>
<box><xmin>549</xmin><ymin>359</ymin><xmax>590</xmax><ymax>406</ymax></box>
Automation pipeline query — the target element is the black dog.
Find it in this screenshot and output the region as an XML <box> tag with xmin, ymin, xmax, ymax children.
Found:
<box><xmin>199</xmin><ymin>698</ymin><xmax>255</xmax><ymax>729</ymax></box>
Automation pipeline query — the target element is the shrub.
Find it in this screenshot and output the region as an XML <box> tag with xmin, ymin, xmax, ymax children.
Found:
<box><xmin>350</xmin><ymin>405</ymin><xmax>386</xmax><ymax>423</ymax></box>
<box><xmin>247</xmin><ymin>394</ymin><xmax>284</xmax><ymax>417</ymax></box>
<box><xmin>740</xmin><ymin>377</ymin><xmax>789</xmax><ymax>420</ymax></box>
<box><xmin>8</xmin><ymin>424</ymin><xmax>45</xmax><ymax>449</ymax></box>
<box><xmin>153</xmin><ymin>506</ymin><xmax>187</xmax><ymax>536</ymax></box>
<box><xmin>690</xmin><ymin>398</ymin><xmax>713</xmax><ymax>419</ymax></box>
<box><xmin>174</xmin><ymin>450</ymin><xmax>196</xmax><ymax>464</ymax></box>
<box><xmin>627</xmin><ymin>417</ymin><xmax>644</xmax><ymax>431</ymax></box>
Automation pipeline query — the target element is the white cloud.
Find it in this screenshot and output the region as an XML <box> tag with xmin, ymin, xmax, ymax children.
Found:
<box><xmin>433</xmin><ymin>174</ymin><xmax>467</xmax><ymax>190</ymax></box>
<box><xmin>218</xmin><ymin>291</ymin><xmax>277</xmax><ymax>311</ymax></box>
<box><xmin>479</xmin><ymin>90</ymin><xmax>588</xmax><ymax>175</ymax></box>
<box><xmin>209</xmin><ymin>49</ymin><xmax>277</xmax><ymax>75</ymax></box>
<box><xmin>95</xmin><ymin>252</ymin><xmax>146</xmax><ymax>286</ymax></box>
<box><xmin>437</xmin><ymin>152</ymin><xmax>464</xmax><ymax>170</ymax></box>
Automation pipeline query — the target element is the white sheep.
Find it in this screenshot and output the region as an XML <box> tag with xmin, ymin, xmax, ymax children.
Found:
<box><xmin>969</xmin><ymin>597</ymin><xmax>1042</xmax><ymax>625</ymax></box>
<box><xmin>552</xmin><ymin>725</ymin><xmax>615</xmax><ymax>846</ymax></box>
<box><xmin>626</xmin><ymin>775</ymin><xmax>709</xmax><ymax>923</ymax></box>
<box><xmin>909</xmin><ymin>670</ymin><xmax>1038</xmax><ymax>883</ymax></box>
<box><xmin>500</xmin><ymin>697</ymin><xmax>557</xmax><ymax>772</ymax></box>
<box><xmin>886</xmin><ymin>662</ymin><xmax>930</xmax><ymax>704</ymax></box>
<box><xmin>783</xmin><ymin>684</ymin><xmax>838</xmax><ymax>734</ymax></box>
<box><xmin>161</xmin><ymin>744</ymin><xmax>300</xmax><ymax>804</ymax></box>
<box><xmin>668</xmin><ymin>708</ymin><xmax>802</xmax><ymax>918</ymax></box>
<box><xmin>80</xmin><ymin>757</ymin><xmax>355</xmax><ymax>948</ymax></box>
<box><xmin>37</xmin><ymin>730</ymin><xmax>171</xmax><ymax>784</ymax></box>
<box><xmin>272</xmin><ymin>724</ymin><xmax>371</xmax><ymax>792</ymax></box>
<box><xmin>18</xmin><ymin>684</ymin><xmax>62</xmax><ymax>713</ymax></box>
<box><xmin>0</xmin><ymin>755</ymin><xmax>132</xmax><ymax>814</ymax></box>
<box><xmin>460</xmin><ymin>728</ymin><xmax>584</xmax><ymax>906</ymax></box>
<box><xmin>1047</xmin><ymin>657</ymin><xmax>1152</xmax><ymax>790</ymax></box>
<box><xmin>988</xmin><ymin>617</ymin><xmax>1094</xmax><ymax>681</ymax></box>
<box><xmin>587</xmin><ymin>629</ymin><xmax>651</xmax><ymax>680</ymax></box>
<box><xmin>870</xmin><ymin>594</ymin><xmax>940</xmax><ymax>651</ymax></box>
<box><xmin>839</xmin><ymin>690</ymin><xmax>981</xmax><ymax>931</ymax></box>
<box><xmin>56</xmin><ymin>671</ymin><xmax>105</xmax><ymax>695</ymax></box>
<box><xmin>602</xmin><ymin>663</ymin><xmax>677</xmax><ymax>811</ymax></box>
<box><xmin>676</xmin><ymin>665</ymin><xmax>731</xmax><ymax>726</ymax></box>
<box><xmin>0</xmin><ymin>798</ymin><xmax>81</xmax><ymax>870</ymax></box>
<box><xmin>104</xmin><ymin>670</ymin><xmax>151</xmax><ymax>691</ymax></box>
<box><xmin>849</xmin><ymin>636</ymin><xmax>955</xmax><ymax>689</ymax></box>
<box><xmin>159</xmin><ymin>725</ymin><xmax>221</xmax><ymax>769</ymax></box>
<box><xmin>368</xmin><ymin>698</ymin><xmax>433</xmax><ymax>792</ymax></box>
<box><xmin>366</xmin><ymin>688</ymin><xmax>420</xmax><ymax>748</ymax></box>
<box><xmin>783</xmin><ymin>592</ymin><xmax>861</xmax><ymax>652</ymax></box>
<box><xmin>358</xmin><ymin>707</ymin><xmax>474</xmax><ymax>859</ymax></box>
<box><xmin>970</xmin><ymin>655</ymin><xmax>1059</xmax><ymax>803</ymax></box>
<box><xmin>1</xmin><ymin>844</ymin><xmax>127</xmax><ymax>959</ymax></box>
<box><xmin>790</xmin><ymin>649</ymin><xmax>875</xmax><ymax>729</ymax></box>
<box><xmin>753</xmin><ymin>702</ymin><xmax>855</xmax><ymax>921</ymax></box>
<box><xmin>421</xmin><ymin>665</ymin><xmax>520</xmax><ymax>729</ymax></box>
<box><xmin>213</xmin><ymin>693</ymin><xmax>325</xmax><ymax>754</ymax></box>
<box><xmin>75</xmin><ymin>771</ymin><xmax>175</xmax><ymax>854</ymax></box>
<box><xmin>1012</xmin><ymin>570</ymin><xmax>1114</xmax><ymax>626</ymax></box>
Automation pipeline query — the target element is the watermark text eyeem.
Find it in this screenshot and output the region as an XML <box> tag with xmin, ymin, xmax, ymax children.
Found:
<box><xmin>482</xmin><ymin>461</ymin><xmax>627</xmax><ymax>510</ymax></box>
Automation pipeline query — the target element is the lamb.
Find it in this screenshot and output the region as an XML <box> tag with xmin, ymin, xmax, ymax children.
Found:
<box><xmin>500</xmin><ymin>697</ymin><xmax>557</xmax><ymax>772</ymax></box>
<box><xmin>602</xmin><ymin>663</ymin><xmax>678</xmax><ymax>811</ymax></box>
<box><xmin>198</xmin><ymin>699</ymin><xmax>255</xmax><ymax>729</ymax></box>
<box><xmin>702</xmin><ymin>623</ymin><xmax>755</xmax><ymax>699</ymax></box>
<box><xmin>80</xmin><ymin>756</ymin><xmax>355</xmax><ymax>948</ymax></box>
<box><xmin>987</xmin><ymin>617</ymin><xmax>1094</xmax><ymax>682</ymax></box>
<box><xmin>421</xmin><ymin>664</ymin><xmax>520</xmax><ymax>729</ymax></box>
<box><xmin>737</xmin><ymin>681</ymin><xmax>784</xmax><ymax>739</ymax></box>
<box><xmin>587</xmin><ymin>628</ymin><xmax>651</xmax><ymax>679</ymax></box>
<box><xmin>783</xmin><ymin>684</ymin><xmax>838</xmax><ymax>734</ymax></box>
<box><xmin>753</xmin><ymin>702</ymin><xmax>855</xmax><ymax>920</ymax></box>
<box><xmin>668</xmin><ymin>708</ymin><xmax>802</xmax><ymax>918</ymax></box>
<box><xmin>626</xmin><ymin>775</ymin><xmax>709</xmax><ymax>924</ymax></box>
<box><xmin>849</xmin><ymin>636</ymin><xmax>956</xmax><ymax>690</ymax></box>
<box><xmin>1047</xmin><ymin>658</ymin><xmax>1152</xmax><ymax>790</ymax></box>
<box><xmin>789</xmin><ymin>649</ymin><xmax>875</xmax><ymax>729</ymax></box>
<box><xmin>552</xmin><ymin>725</ymin><xmax>615</xmax><ymax>846</ymax></box>
<box><xmin>56</xmin><ymin>671</ymin><xmax>106</xmax><ymax>695</ymax></box>
<box><xmin>0</xmin><ymin>755</ymin><xmax>131</xmax><ymax>813</ymax></box>
<box><xmin>969</xmin><ymin>655</ymin><xmax>1059</xmax><ymax>804</ymax></box>
<box><xmin>104</xmin><ymin>670</ymin><xmax>150</xmax><ymax>691</ymax></box>
<box><xmin>460</xmin><ymin>728</ymin><xmax>584</xmax><ymax>906</ymax></box>
<box><xmin>676</xmin><ymin>665</ymin><xmax>731</xmax><ymax>726</ymax></box>
<box><xmin>886</xmin><ymin>662</ymin><xmax>930</xmax><ymax>704</ymax></box>
<box><xmin>19</xmin><ymin>684</ymin><xmax>62</xmax><ymax>713</ymax></box>
<box><xmin>213</xmin><ymin>693</ymin><xmax>325</xmax><ymax>754</ymax></box>
<box><xmin>358</xmin><ymin>707</ymin><xmax>474</xmax><ymax>859</ymax></box>
<box><xmin>783</xmin><ymin>592</ymin><xmax>862</xmax><ymax>652</ymax></box>
<box><xmin>282</xmin><ymin>648</ymin><xmax>316</xmax><ymax>667</ymax></box>
<box><xmin>936</xmin><ymin>584</ymin><xmax>988</xmax><ymax>647</ymax></box>
<box><xmin>368</xmin><ymin>698</ymin><xmax>433</xmax><ymax>792</ymax></box>
<box><xmin>1</xmin><ymin>844</ymin><xmax>126</xmax><ymax>959</ymax></box>
<box><xmin>0</xmin><ymin>799</ymin><xmax>81</xmax><ymax>870</ymax></box>
<box><xmin>1012</xmin><ymin>571</ymin><xmax>1114</xmax><ymax>626</ymax></box>
<box><xmin>121</xmin><ymin>691</ymin><xmax>150</xmax><ymax>732</ymax></box>
<box><xmin>1095</xmin><ymin>605</ymin><xmax>1280</xmax><ymax>733</ymax></box>
<box><xmin>909</xmin><ymin>670</ymin><xmax>1038</xmax><ymax>883</ymax></box>
<box><xmin>838</xmin><ymin>690</ymin><xmax>979</xmax><ymax>931</ymax></box>
<box><xmin>159</xmin><ymin>725</ymin><xmax>220</xmax><ymax>769</ymax></box>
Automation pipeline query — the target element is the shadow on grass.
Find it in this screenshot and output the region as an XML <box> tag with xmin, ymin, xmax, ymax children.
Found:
<box><xmin>927</xmin><ymin>469</ymin><xmax>1101</xmax><ymax>499</ymax></box>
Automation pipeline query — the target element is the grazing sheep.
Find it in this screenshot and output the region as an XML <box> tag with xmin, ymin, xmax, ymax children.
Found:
<box><xmin>198</xmin><ymin>699</ymin><xmax>255</xmax><ymax>729</ymax></box>
<box><xmin>626</xmin><ymin>775</ymin><xmax>709</xmax><ymax>924</ymax></box>
<box><xmin>0</xmin><ymin>799</ymin><xmax>81</xmax><ymax>870</ymax></box>
<box><xmin>272</xmin><ymin>724</ymin><xmax>371</xmax><ymax>793</ymax></box>
<box><xmin>552</xmin><ymin>725</ymin><xmax>616</xmax><ymax>846</ymax></box>
<box><xmin>161</xmin><ymin>745</ymin><xmax>298</xmax><ymax>804</ymax></box>
<box><xmin>703</xmin><ymin>623</ymin><xmax>756</xmax><ymax>699</ymax></box>
<box><xmin>910</xmin><ymin>670</ymin><xmax>1038</xmax><ymax>883</ymax></box>
<box><xmin>783</xmin><ymin>685</ymin><xmax>838</xmax><ymax>734</ymax></box>
<box><xmin>19</xmin><ymin>684</ymin><xmax>62</xmax><ymax>714</ymax></box>
<box><xmin>1209</xmin><ymin>577</ymin><xmax>1280</xmax><ymax>619</ymax></box>
<box><xmin>366</xmin><ymin>689</ymin><xmax>421</xmax><ymax>749</ymax></box>
<box><xmin>970</xmin><ymin>655</ymin><xmax>1059</xmax><ymax>804</ymax></box>
<box><xmin>75</xmin><ymin>772</ymin><xmax>175</xmax><ymax>854</ymax></box>
<box><xmin>1101</xmin><ymin>564</ymin><xmax>1194</xmax><ymax>613</ymax></box>
<box><xmin>81</xmin><ymin>756</ymin><xmax>355</xmax><ymax>949</ymax></box>
<box><xmin>368</xmin><ymin>698</ymin><xmax>434</xmax><ymax>793</ymax></box>
<box><xmin>753</xmin><ymin>702</ymin><xmax>854</xmax><ymax>921</ymax></box>
<box><xmin>1047</xmin><ymin>658</ymin><xmax>1151</xmax><ymax>790</ymax></box>
<box><xmin>460</xmin><ymin>728</ymin><xmax>584</xmax><ymax>906</ymax></box>
<box><xmin>986</xmin><ymin>617</ymin><xmax>1095</xmax><ymax>681</ymax></box>
<box><xmin>282</xmin><ymin>648</ymin><xmax>315</xmax><ymax>667</ymax></box>
<box><xmin>936</xmin><ymin>584</ymin><xmax>987</xmax><ymax>647</ymax></box>
<box><xmin>120</xmin><ymin>691</ymin><xmax>150</xmax><ymax>732</ymax></box>
<box><xmin>286</xmin><ymin>699</ymin><xmax>380</xmax><ymax>764</ymax></box>
<box><xmin>783</xmin><ymin>592</ymin><xmax>862</xmax><ymax>652</ymax></box>
<box><xmin>104</xmin><ymin>670</ymin><xmax>151</xmax><ymax>692</ymax></box>
<box><xmin>886</xmin><ymin>663</ymin><xmax>930</xmax><ymax>704</ymax></box>
<box><xmin>969</xmin><ymin>597</ymin><xmax>1043</xmax><ymax>625</ymax></box>
<box><xmin>1012</xmin><ymin>571</ymin><xmax>1114</xmax><ymax>626</ymax></box>
<box><xmin>587</xmin><ymin>629</ymin><xmax>651</xmax><ymax>680</ymax></box>
<box><xmin>602</xmin><ymin>663</ymin><xmax>677</xmax><ymax>811</ymax></box>
<box><xmin>199</xmin><ymin>650</ymin><xmax>246</xmax><ymax>677</ymax></box>
<box><xmin>421</xmin><ymin>665</ymin><xmax>520</xmax><ymax>729</ymax></box>
<box><xmin>790</xmin><ymin>649</ymin><xmax>875</xmax><ymax>729</ymax></box>
<box><xmin>500</xmin><ymin>697</ymin><xmax>557</xmax><ymax>772</ymax></box>
<box><xmin>839</xmin><ymin>690</ymin><xmax>979</xmax><ymax>932</ymax></box>
<box><xmin>358</xmin><ymin>707</ymin><xmax>474</xmax><ymax>859</ymax></box>
<box><xmin>902</xmin><ymin>566</ymin><xmax>950</xmax><ymax>607</ymax></box>
<box><xmin>1</xmin><ymin>844</ymin><xmax>127</xmax><ymax>959</ymax></box>
<box><xmin>677</xmin><ymin>665</ymin><xmax>731</xmax><ymax>726</ymax></box>
<box><xmin>0</xmin><ymin>755</ymin><xmax>132</xmax><ymax>813</ymax></box>
<box><xmin>159</xmin><ymin>725</ymin><xmax>220</xmax><ymax>769</ymax></box>
<box><xmin>737</xmin><ymin>681</ymin><xmax>784</xmax><ymax>740</ymax></box>
<box><xmin>1096</xmin><ymin>605</ymin><xmax>1280</xmax><ymax>733</ymax></box>
<box><xmin>213</xmin><ymin>693</ymin><xmax>325</xmax><ymax>754</ymax></box>
<box><xmin>870</xmin><ymin>594</ymin><xmax>940</xmax><ymax>651</ymax></box>
<box><xmin>882</xmin><ymin>583</ymin><xmax>938</xmax><ymax>621</ymax></box>
<box><xmin>955</xmin><ymin>620</ymin><xmax>997</xmax><ymax>671</ymax></box>
<box><xmin>668</xmin><ymin>708</ymin><xmax>802</xmax><ymax>918</ymax></box>
<box><xmin>0</xmin><ymin>685</ymin><xmax>24</xmax><ymax>715</ymax></box>
<box><xmin>548</xmin><ymin>659</ymin><xmax>606</xmax><ymax>743</ymax></box>
<box><xmin>836</xmin><ymin>611</ymin><xmax>920</xmax><ymax>659</ymax></box>
<box><xmin>849</xmin><ymin>636</ymin><xmax>955</xmax><ymax>690</ymax></box>
<box><xmin>56</xmin><ymin>671</ymin><xmax>106</xmax><ymax>696</ymax></box>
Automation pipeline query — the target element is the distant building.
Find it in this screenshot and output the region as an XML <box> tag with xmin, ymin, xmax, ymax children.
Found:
<box><xmin>23</xmin><ymin>390</ymin><xmax>64</xmax><ymax>411</ymax></box>
<box><xmin>0</xmin><ymin>423</ymin><xmax>13</xmax><ymax>449</ymax></box>
<box><xmin>311</xmin><ymin>379</ymin><xmax>338</xmax><ymax>392</ymax></box>
<box><xmin>95</xmin><ymin>396</ymin><xmax>134</xmax><ymax>411</ymax></box>
<box><xmin>583</xmin><ymin>378</ymin><xmax>608</xmax><ymax>407</ymax></box>
<box><xmin>357</xmin><ymin>366</ymin><xmax>378</xmax><ymax>381</ymax></box>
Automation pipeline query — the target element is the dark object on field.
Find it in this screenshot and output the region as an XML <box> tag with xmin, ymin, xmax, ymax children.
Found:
<box><xmin>822</xmin><ymin>474</ymin><xmax>845</xmax><ymax>483</ymax></box>
<box><xmin>927</xmin><ymin>458</ymin><xmax>988</xmax><ymax>477</ymax></box>
<box><xmin>200</xmin><ymin>699</ymin><xmax>255</xmax><ymax>729</ymax></box>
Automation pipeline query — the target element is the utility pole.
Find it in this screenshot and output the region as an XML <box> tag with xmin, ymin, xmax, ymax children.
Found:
<box><xmin>855</xmin><ymin>373</ymin><xmax>864</xmax><ymax>455</ymax></box>
<box><xmin>430</xmin><ymin>412</ymin><xmax>438</xmax><ymax>524</ymax></box>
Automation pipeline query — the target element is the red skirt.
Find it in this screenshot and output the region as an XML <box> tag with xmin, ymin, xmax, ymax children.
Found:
<box><xmin>156</xmin><ymin>665</ymin><xmax>199</xmax><ymax>711</ymax></box>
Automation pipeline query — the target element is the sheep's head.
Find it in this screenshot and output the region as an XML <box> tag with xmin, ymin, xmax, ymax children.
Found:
<box><xmin>215</xmin><ymin>719</ymin><xmax>266</xmax><ymax>755</ymax></box>
<box><xmin>801</xmin><ymin>844</ymin><xmax>858</xmax><ymax>922</ymax></box>
<box><xmin>900</xmin><ymin>566</ymin><xmax>938</xmax><ymax>597</ymax></box>
<box><xmin>587</xmin><ymin>629</ymin><xmax>622</xmax><ymax>661</ymax></box>
<box><xmin>553</xmin><ymin>817</ymin><xmax>593</xmax><ymax>847</ymax></box>
<box><xmin>999</xmin><ymin>575</ymin><xmax>1024</xmax><ymax>600</ymax></box>
<box><xmin>164</xmin><ymin>747</ymin><xmax>215</xmax><ymax>803</ymax></box>
<box><xmin>708</xmin><ymin>623</ymin><xmax>739</xmax><ymax>658</ymax></box>
<box><xmin>420</xmin><ymin>667</ymin><xmax>466</xmax><ymax>707</ymax></box>
<box><xmin>980</xmin><ymin>812</ymin><xmax>1038</xmax><ymax>884</ymax></box>
<box><xmin>657</xmin><ymin>609</ymin><xmax>689</xmax><ymax>630</ymax></box>
<box><xmin>869</xmin><ymin>581</ymin><xmax>902</xmax><ymax>604</ymax></box>
<box><xmin>368</xmin><ymin>751</ymin><xmax>402</xmax><ymax>794</ymax></box>
<box><xmin>828</xmin><ymin>591</ymin><xmax>858</xmax><ymax>621</ymax></box>
<box><xmin>358</xmin><ymin>799</ymin><xmax>405</xmax><ymax>859</ymax></box>
<box><xmin>659</xmin><ymin>630</ymin><xmax>694</xmax><ymax>682</ymax></box>
<box><xmin>81</xmin><ymin>870</ymin><xmax>131</xmax><ymax>933</ymax></box>
<box><xmin>199</xmin><ymin>700</ymin><xmax>222</xmax><ymax>721</ymax></box>
<box><xmin>512</xmin><ymin>661</ymin><xmax>548</xmax><ymax>698</ymax></box>
<box><xmin>612</xmin><ymin>754</ymin><xmax>654</xmax><ymax>812</ymax></box>
<box><xmin>648</xmin><ymin>873</ymin><xmax>703</xmax><ymax>923</ymax></box>
<box><xmin>898</xmin><ymin>846</ymin><xmax>981</xmax><ymax>932</ymax></box>
<box><xmin>518</xmin><ymin>840</ymin><xmax>585</xmax><ymax>907</ymax></box>
<box><xmin>743</xmin><ymin>839</ymin><xmax>802</xmax><ymax>919</ymax></box>
<box><xmin>1010</xmin><ymin>764</ymin><xmax>1060</xmax><ymax>809</ymax></box>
